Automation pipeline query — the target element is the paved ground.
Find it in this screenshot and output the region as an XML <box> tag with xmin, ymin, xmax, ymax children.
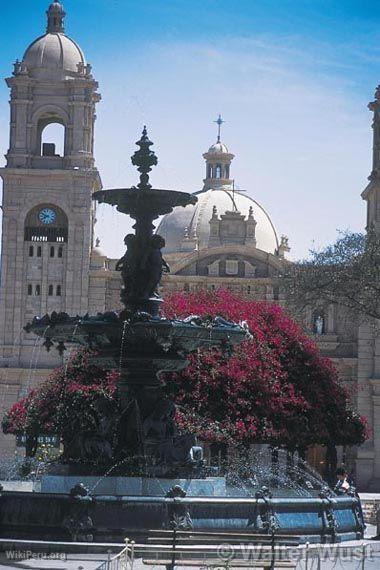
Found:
<box><xmin>0</xmin><ymin>519</ymin><xmax>378</xmax><ymax>570</ymax></box>
<box><xmin>0</xmin><ymin>531</ymin><xmax>379</xmax><ymax>570</ymax></box>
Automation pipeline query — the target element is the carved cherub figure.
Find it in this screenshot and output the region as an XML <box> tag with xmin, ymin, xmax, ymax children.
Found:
<box><xmin>140</xmin><ymin>235</ymin><xmax>170</xmax><ymax>299</ymax></box>
<box><xmin>116</xmin><ymin>234</ymin><xmax>138</xmax><ymax>297</ymax></box>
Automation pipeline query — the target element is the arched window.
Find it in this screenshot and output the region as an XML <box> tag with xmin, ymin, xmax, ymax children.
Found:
<box><xmin>35</xmin><ymin>284</ymin><xmax>41</xmax><ymax>296</ymax></box>
<box><xmin>215</xmin><ymin>164</ymin><xmax>222</xmax><ymax>178</ymax></box>
<box><xmin>247</xmin><ymin>285</ymin><xmax>251</xmax><ymax>294</ymax></box>
<box><xmin>58</xmin><ymin>246</ymin><xmax>63</xmax><ymax>258</ymax></box>
<box><xmin>27</xmin><ymin>284</ymin><xmax>33</xmax><ymax>296</ymax></box>
<box><xmin>56</xmin><ymin>285</ymin><xmax>62</xmax><ymax>296</ymax></box>
<box><xmin>28</xmin><ymin>246</ymin><xmax>34</xmax><ymax>257</ymax></box>
<box><xmin>48</xmin><ymin>285</ymin><xmax>54</xmax><ymax>296</ymax></box>
<box><xmin>39</xmin><ymin>122</ymin><xmax>65</xmax><ymax>157</ymax></box>
<box><xmin>50</xmin><ymin>246</ymin><xmax>55</xmax><ymax>258</ymax></box>
<box><xmin>37</xmin><ymin>246</ymin><xmax>42</xmax><ymax>257</ymax></box>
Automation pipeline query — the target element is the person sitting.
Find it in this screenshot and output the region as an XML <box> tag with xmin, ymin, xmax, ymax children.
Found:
<box><xmin>334</xmin><ymin>466</ymin><xmax>354</xmax><ymax>494</ymax></box>
<box><xmin>334</xmin><ymin>466</ymin><xmax>366</xmax><ymax>530</ymax></box>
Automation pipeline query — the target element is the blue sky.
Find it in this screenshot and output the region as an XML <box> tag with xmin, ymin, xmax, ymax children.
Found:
<box><xmin>1</xmin><ymin>1</ymin><xmax>380</xmax><ymax>259</ymax></box>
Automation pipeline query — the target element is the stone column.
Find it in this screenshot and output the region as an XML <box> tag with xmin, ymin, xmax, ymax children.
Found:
<box><xmin>370</xmin><ymin>382</ymin><xmax>380</xmax><ymax>483</ymax></box>
<box><xmin>356</xmin><ymin>322</ymin><xmax>375</xmax><ymax>488</ymax></box>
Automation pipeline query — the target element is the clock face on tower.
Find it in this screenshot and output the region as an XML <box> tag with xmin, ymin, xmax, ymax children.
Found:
<box><xmin>39</xmin><ymin>208</ymin><xmax>56</xmax><ymax>225</ymax></box>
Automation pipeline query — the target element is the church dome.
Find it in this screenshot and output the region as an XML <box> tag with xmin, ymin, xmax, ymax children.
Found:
<box><xmin>157</xmin><ymin>188</ymin><xmax>280</xmax><ymax>255</ymax></box>
<box><xmin>158</xmin><ymin>120</ymin><xmax>281</xmax><ymax>255</ymax></box>
<box><xmin>22</xmin><ymin>2</ymin><xmax>85</xmax><ymax>78</ymax></box>
<box><xmin>23</xmin><ymin>34</ymin><xmax>85</xmax><ymax>76</ymax></box>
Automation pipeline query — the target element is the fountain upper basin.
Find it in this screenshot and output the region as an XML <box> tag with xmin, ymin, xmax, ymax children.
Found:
<box><xmin>25</xmin><ymin>311</ymin><xmax>248</xmax><ymax>370</ymax></box>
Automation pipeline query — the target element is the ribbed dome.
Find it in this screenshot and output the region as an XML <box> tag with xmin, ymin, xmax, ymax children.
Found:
<box><xmin>157</xmin><ymin>188</ymin><xmax>279</xmax><ymax>254</ymax></box>
<box><xmin>23</xmin><ymin>33</ymin><xmax>85</xmax><ymax>77</ymax></box>
<box><xmin>208</xmin><ymin>141</ymin><xmax>229</xmax><ymax>154</ymax></box>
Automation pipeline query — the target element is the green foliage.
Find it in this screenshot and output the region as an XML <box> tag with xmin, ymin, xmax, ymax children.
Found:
<box><xmin>283</xmin><ymin>229</ymin><xmax>380</xmax><ymax>320</ymax></box>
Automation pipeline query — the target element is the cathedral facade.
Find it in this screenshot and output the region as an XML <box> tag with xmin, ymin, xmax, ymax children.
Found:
<box><xmin>0</xmin><ymin>2</ymin><xmax>378</xmax><ymax>489</ymax></box>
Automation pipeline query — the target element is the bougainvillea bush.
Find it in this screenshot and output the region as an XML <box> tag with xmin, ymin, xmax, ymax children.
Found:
<box><xmin>161</xmin><ymin>290</ymin><xmax>368</xmax><ymax>450</ymax></box>
<box><xmin>2</xmin><ymin>351</ymin><xmax>119</xmax><ymax>458</ymax></box>
<box><xmin>2</xmin><ymin>290</ymin><xmax>368</xmax><ymax>456</ymax></box>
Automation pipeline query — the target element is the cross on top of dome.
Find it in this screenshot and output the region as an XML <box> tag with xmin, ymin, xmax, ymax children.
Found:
<box><xmin>46</xmin><ymin>2</ymin><xmax>66</xmax><ymax>34</ymax></box>
<box><xmin>214</xmin><ymin>114</ymin><xmax>225</xmax><ymax>143</ymax></box>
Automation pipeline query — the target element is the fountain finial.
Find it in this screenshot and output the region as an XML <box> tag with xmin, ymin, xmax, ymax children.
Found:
<box><xmin>131</xmin><ymin>126</ymin><xmax>158</xmax><ymax>190</ymax></box>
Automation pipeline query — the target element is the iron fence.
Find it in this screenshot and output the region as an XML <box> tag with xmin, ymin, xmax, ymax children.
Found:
<box><xmin>95</xmin><ymin>538</ymin><xmax>135</xmax><ymax>570</ymax></box>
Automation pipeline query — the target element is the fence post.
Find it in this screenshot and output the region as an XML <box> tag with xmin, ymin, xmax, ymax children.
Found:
<box><xmin>107</xmin><ymin>549</ymin><xmax>112</xmax><ymax>570</ymax></box>
<box><xmin>130</xmin><ymin>540</ymin><xmax>135</xmax><ymax>569</ymax></box>
<box><xmin>305</xmin><ymin>542</ymin><xmax>309</xmax><ymax>570</ymax></box>
<box><xmin>317</xmin><ymin>550</ymin><xmax>321</xmax><ymax>570</ymax></box>
<box><xmin>362</xmin><ymin>542</ymin><xmax>367</xmax><ymax>570</ymax></box>
<box><xmin>124</xmin><ymin>538</ymin><xmax>129</xmax><ymax>569</ymax></box>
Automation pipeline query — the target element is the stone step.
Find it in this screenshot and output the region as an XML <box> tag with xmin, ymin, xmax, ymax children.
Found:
<box><xmin>147</xmin><ymin>530</ymin><xmax>298</xmax><ymax>539</ymax></box>
<box><xmin>142</xmin><ymin>559</ymin><xmax>296</xmax><ymax>568</ymax></box>
<box><xmin>147</xmin><ymin>537</ymin><xmax>300</xmax><ymax>546</ymax></box>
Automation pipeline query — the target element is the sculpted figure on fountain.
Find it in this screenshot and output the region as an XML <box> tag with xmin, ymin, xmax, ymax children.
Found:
<box><xmin>140</xmin><ymin>235</ymin><xmax>170</xmax><ymax>298</ymax></box>
<box><xmin>116</xmin><ymin>233</ymin><xmax>170</xmax><ymax>302</ymax></box>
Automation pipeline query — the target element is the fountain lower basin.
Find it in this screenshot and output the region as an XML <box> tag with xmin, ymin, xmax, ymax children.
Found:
<box><xmin>0</xmin><ymin>490</ymin><xmax>363</xmax><ymax>544</ymax></box>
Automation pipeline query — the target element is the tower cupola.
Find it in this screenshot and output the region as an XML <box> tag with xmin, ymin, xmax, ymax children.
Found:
<box><xmin>6</xmin><ymin>1</ymin><xmax>100</xmax><ymax>170</ymax></box>
<box><xmin>203</xmin><ymin>115</ymin><xmax>235</xmax><ymax>190</ymax></box>
<box><xmin>46</xmin><ymin>2</ymin><xmax>66</xmax><ymax>33</ymax></box>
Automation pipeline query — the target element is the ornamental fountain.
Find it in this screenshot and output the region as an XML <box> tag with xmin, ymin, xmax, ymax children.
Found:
<box><xmin>0</xmin><ymin>129</ymin><xmax>364</xmax><ymax>544</ymax></box>
<box><xmin>24</xmin><ymin>127</ymin><xmax>247</xmax><ymax>482</ymax></box>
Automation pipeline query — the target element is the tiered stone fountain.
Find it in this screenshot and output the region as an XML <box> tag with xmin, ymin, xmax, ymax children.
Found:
<box><xmin>0</xmin><ymin>129</ymin><xmax>364</xmax><ymax>543</ymax></box>
<box><xmin>25</xmin><ymin>127</ymin><xmax>247</xmax><ymax>489</ymax></box>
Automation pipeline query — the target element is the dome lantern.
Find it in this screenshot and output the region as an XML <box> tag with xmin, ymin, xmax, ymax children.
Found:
<box><xmin>46</xmin><ymin>1</ymin><xmax>66</xmax><ymax>34</ymax></box>
<box><xmin>203</xmin><ymin>115</ymin><xmax>235</xmax><ymax>190</ymax></box>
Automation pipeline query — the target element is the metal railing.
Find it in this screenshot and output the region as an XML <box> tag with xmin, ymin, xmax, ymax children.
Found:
<box><xmin>94</xmin><ymin>538</ymin><xmax>373</xmax><ymax>570</ymax></box>
<box><xmin>95</xmin><ymin>538</ymin><xmax>135</xmax><ymax>570</ymax></box>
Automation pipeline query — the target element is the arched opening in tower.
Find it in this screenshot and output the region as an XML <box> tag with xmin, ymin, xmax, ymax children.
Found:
<box><xmin>40</xmin><ymin>122</ymin><xmax>65</xmax><ymax>157</ymax></box>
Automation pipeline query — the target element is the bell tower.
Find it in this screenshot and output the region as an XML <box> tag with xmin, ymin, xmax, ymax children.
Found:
<box><xmin>362</xmin><ymin>85</ymin><xmax>380</xmax><ymax>232</ymax></box>
<box><xmin>0</xmin><ymin>2</ymin><xmax>102</xmax><ymax>367</ymax></box>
